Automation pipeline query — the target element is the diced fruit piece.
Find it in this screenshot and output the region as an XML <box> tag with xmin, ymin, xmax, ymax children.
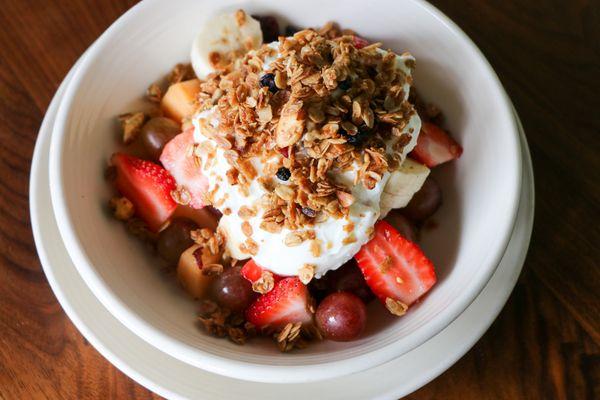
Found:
<box><xmin>157</xmin><ymin>218</ymin><xmax>198</xmax><ymax>266</ymax></box>
<box><xmin>316</xmin><ymin>292</ymin><xmax>367</xmax><ymax>341</ymax></box>
<box><xmin>160</xmin><ymin>129</ymin><xmax>209</xmax><ymax>209</ymax></box>
<box><xmin>410</xmin><ymin>122</ymin><xmax>463</xmax><ymax>167</ymax></box>
<box><xmin>241</xmin><ymin>259</ymin><xmax>283</xmax><ymax>283</ymax></box>
<box><xmin>140</xmin><ymin>117</ymin><xmax>181</xmax><ymax>161</ymax></box>
<box><xmin>177</xmin><ymin>244</ymin><xmax>216</xmax><ymax>299</ymax></box>
<box><xmin>355</xmin><ymin>221</ymin><xmax>436</xmax><ymax>312</ymax></box>
<box><xmin>246</xmin><ymin>277</ymin><xmax>314</xmax><ymax>330</ymax></box>
<box><xmin>190</xmin><ymin>10</ymin><xmax>263</xmax><ymax>79</ymax></box>
<box><xmin>241</xmin><ymin>259</ymin><xmax>263</xmax><ymax>283</ymax></box>
<box><xmin>111</xmin><ymin>153</ymin><xmax>177</xmax><ymax>232</ymax></box>
<box><xmin>211</xmin><ymin>266</ymin><xmax>256</xmax><ymax>312</ymax></box>
<box><xmin>384</xmin><ymin>211</ymin><xmax>418</xmax><ymax>242</ymax></box>
<box><xmin>380</xmin><ymin>158</ymin><xmax>430</xmax><ymax>217</ymax></box>
<box><xmin>241</xmin><ymin>259</ymin><xmax>283</xmax><ymax>294</ymax></box>
<box><xmin>160</xmin><ymin>79</ymin><xmax>201</xmax><ymax>122</ymax></box>
<box><xmin>402</xmin><ymin>178</ymin><xmax>442</xmax><ymax>222</ymax></box>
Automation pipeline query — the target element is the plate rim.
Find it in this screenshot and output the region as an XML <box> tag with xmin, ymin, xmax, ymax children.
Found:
<box><xmin>29</xmin><ymin>58</ymin><xmax>534</xmax><ymax>400</ymax></box>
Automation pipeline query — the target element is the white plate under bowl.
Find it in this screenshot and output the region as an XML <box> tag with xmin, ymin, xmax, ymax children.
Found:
<box><xmin>31</xmin><ymin>55</ymin><xmax>533</xmax><ymax>399</ymax></box>
<box><xmin>48</xmin><ymin>0</ymin><xmax>522</xmax><ymax>382</ymax></box>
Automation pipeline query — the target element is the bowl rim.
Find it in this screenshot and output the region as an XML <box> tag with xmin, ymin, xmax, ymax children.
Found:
<box><xmin>48</xmin><ymin>0</ymin><xmax>522</xmax><ymax>383</ymax></box>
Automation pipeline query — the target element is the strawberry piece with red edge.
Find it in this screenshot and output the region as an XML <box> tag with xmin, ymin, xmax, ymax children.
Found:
<box><xmin>410</xmin><ymin>122</ymin><xmax>463</xmax><ymax>168</ymax></box>
<box><xmin>160</xmin><ymin>129</ymin><xmax>209</xmax><ymax>209</ymax></box>
<box><xmin>355</xmin><ymin>220</ymin><xmax>436</xmax><ymax>309</ymax></box>
<box><xmin>111</xmin><ymin>153</ymin><xmax>177</xmax><ymax>232</ymax></box>
<box><xmin>241</xmin><ymin>259</ymin><xmax>283</xmax><ymax>284</ymax></box>
<box><xmin>245</xmin><ymin>277</ymin><xmax>314</xmax><ymax>330</ymax></box>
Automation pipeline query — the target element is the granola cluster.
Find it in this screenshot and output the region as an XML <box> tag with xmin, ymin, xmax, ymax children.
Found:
<box><xmin>190</xmin><ymin>227</ymin><xmax>229</xmax><ymax>274</ymax></box>
<box><xmin>191</xmin><ymin>25</ymin><xmax>418</xmax><ymax>238</ymax></box>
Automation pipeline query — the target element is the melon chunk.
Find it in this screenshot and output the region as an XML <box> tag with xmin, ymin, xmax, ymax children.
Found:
<box><xmin>161</xmin><ymin>79</ymin><xmax>201</xmax><ymax>122</ymax></box>
<box><xmin>177</xmin><ymin>244</ymin><xmax>216</xmax><ymax>299</ymax></box>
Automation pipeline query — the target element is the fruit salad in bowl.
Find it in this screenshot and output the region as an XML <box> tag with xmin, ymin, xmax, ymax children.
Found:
<box><xmin>107</xmin><ymin>10</ymin><xmax>462</xmax><ymax>350</ymax></box>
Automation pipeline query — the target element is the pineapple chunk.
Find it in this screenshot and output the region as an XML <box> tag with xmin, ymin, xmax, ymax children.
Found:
<box><xmin>161</xmin><ymin>79</ymin><xmax>201</xmax><ymax>122</ymax></box>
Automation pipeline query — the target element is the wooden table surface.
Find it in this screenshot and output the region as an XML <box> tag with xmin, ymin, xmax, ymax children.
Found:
<box><xmin>1</xmin><ymin>0</ymin><xmax>598</xmax><ymax>398</ymax></box>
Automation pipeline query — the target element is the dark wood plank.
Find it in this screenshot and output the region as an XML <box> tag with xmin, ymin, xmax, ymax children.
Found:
<box><xmin>409</xmin><ymin>268</ymin><xmax>600</xmax><ymax>400</ymax></box>
<box><xmin>0</xmin><ymin>0</ymin><xmax>597</xmax><ymax>399</ymax></box>
<box><xmin>430</xmin><ymin>0</ymin><xmax>600</xmax><ymax>345</ymax></box>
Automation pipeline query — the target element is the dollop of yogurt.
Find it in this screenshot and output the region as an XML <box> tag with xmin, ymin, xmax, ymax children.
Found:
<box><xmin>191</xmin><ymin>43</ymin><xmax>421</xmax><ymax>278</ymax></box>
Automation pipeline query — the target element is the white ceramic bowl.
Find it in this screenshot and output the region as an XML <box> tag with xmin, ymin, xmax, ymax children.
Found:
<box><xmin>49</xmin><ymin>0</ymin><xmax>521</xmax><ymax>384</ymax></box>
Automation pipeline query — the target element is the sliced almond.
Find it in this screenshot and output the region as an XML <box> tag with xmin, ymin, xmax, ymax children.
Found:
<box><xmin>276</xmin><ymin>100</ymin><xmax>306</xmax><ymax>148</ymax></box>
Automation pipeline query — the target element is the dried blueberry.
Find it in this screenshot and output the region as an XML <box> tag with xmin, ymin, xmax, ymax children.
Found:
<box><xmin>338</xmin><ymin>78</ymin><xmax>351</xmax><ymax>90</ymax></box>
<box><xmin>339</xmin><ymin>125</ymin><xmax>370</xmax><ymax>146</ymax></box>
<box><xmin>260</xmin><ymin>73</ymin><xmax>278</xmax><ymax>93</ymax></box>
<box><xmin>252</xmin><ymin>15</ymin><xmax>280</xmax><ymax>43</ymax></box>
<box><xmin>301</xmin><ymin>207</ymin><xmax>317</xmax><ymax>218</ymax></box>
<box><xmin>276</xmin><ymin>167</ymin><xmax>291</xmax><ymax>181</ymax></box>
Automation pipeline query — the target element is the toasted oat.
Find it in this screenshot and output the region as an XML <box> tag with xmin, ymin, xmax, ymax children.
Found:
<box><xmin>252</xmin><ymin>270</ymin><xmax>275</xmax><ymax>294</ymax></box>
<box><xmin>237</xmin><ymin>205</ymin><xmax>256</xmax><ymax>220</ymax></box>
<box><xmin>244</xmin><ymin>238</ymin><xmax>259</xmax><ymax>256</ymax></box>
<box><xmin>298</xmin><ymin>264</ymin><xmax>316</xmax><ymax>284</ymax></box>
<box><xmin>342</xmin><ymin>233</ymin><xmax>357</xmax><ymax>245</ymax></box>
<box><xmin>109</xmin><ymin>196</ymin><xmax>135</xmax><ymax>221</ymax></box>
<box><xmin>168</xmin><ymin>63</ymin><xmax>195</xmax><ymax>84</ymax></box>
<box><xmin>276</xmin><ymin>100</ymin><xmax>306</xmax><ymax>148</ymax></box>
<box><xmin>284</xmin><ymin>231</ymin><xmax>304</xmax><ymax>247</ymax></box>
<box><xmin>234</xmin><ymin>9</ymin><xmax>246</xmax><ymax>26</ymax></box>
<box><xmin>197</xmin><ymin>300</ymin><xmax>254</xmax><ymax>344</ymax></box>
<box><xmin>170</xmin><ymin>186</ymin><xmax>191</xmax><ymax>205</ymax></box>
<box><xmin>274</xmin><ymin>322</ymin><xmax>307</xmax><ymax>352</ymax></box>
<box><xmin>309</xmin><ymin>240</ymin><xmax>321</xmax><ymax>257</ymax></box>
<box><xmin>118</xmin><ymin>112</ymin><xmax>145</xmax><ymax>144</ymax></box>
<box><xmin>274</xmin><ymin>184</ymin><xmax>295</xmax><ymax>201</ymax></box>
<box><xmin>385</xmin><ymin>297</ymin><xmax>408</xmax><ymax>316</ymax></box>
<box><xmin>146</xmin><ymin>83</ymin><xmax>162</xmax><ymax>103</ymax></box>
<box><xmin>241</xmin><ymin>221</ymin><xmax>253</xmax><ymax>237</ymax></box>
<box><xmin>336</xmin><ymin>191</ymin><xmax>355</xmax><ymax>208</ymax></box>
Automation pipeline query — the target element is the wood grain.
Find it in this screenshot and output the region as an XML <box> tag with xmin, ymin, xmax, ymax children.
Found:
<box><xmin>0</xmin><ymin>0</ymin><xmax>598</xmax><ymax>399</ymax></box>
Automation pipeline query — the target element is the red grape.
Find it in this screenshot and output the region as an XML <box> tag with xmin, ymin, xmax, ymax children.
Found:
<box><xmin>211</xmin><ymin>266</ymin><xmax>255</xmax><ymax>312</ymax></box>
<box><xmin>384</xmin><ymin>211</ymin><xmax>418</xmax><ymax>242</ymax></box>
<box><xmin>156</xmin><ymin>218</ymin><xmax>197</xmax><ymax>265</ymax></box>
<box><xmin>327</xmin><ymin>260</ymin><xmax>374</xmax><ymax>303</ymax></box>
<box><xmin>402</xmin><ymin>178</ymin><xmax>442</xmax><ymax>221</ymax></box>
<box><xmin>316</xmin><ymin>292</ymin><xmax>367</xmax><ymax>341</ymax></box>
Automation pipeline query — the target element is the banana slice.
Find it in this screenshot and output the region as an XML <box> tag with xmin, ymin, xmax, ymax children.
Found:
<box><xmin>191</xmin><ymin>10</ymin><xmax>263</xmax><ymax>79</ymax></box>
<box><xmin>380</xmin><ymin>158</ymin><xmax>430</xmax><ymax>218</ymax></box>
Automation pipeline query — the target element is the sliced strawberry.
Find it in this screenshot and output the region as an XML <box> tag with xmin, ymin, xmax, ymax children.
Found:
<box><xmin>159</xmin><ymin>129</ymin><xmax>209</xmax><ymax>209</ymax></box>
<box><xmin>241</xmin><ymin>259</ymin><xmax>283</xmax><ymax>284</ymax></box>
<box><xmin>245</xmin><ymin>277</ymin><xmax>314</xmax><ymax>330</ymax></box>
<box><xmin>410</xmin><ymin>122</ymin><xmax>463</xmax><ymax>168</ymax></box>
<box><xmin>355</xmin><ymin>221</ymin><xmax>436</xmax><ymax>309</ymax></box>
<box><xmin>111</xmin><ymin>153</ymin><xmax>177</xmax><ymax>232</ymax></box>
<box><xmin>353</xmin><ymin>35</ymin><xmax>370</xmax><ymax>49</ymax></box>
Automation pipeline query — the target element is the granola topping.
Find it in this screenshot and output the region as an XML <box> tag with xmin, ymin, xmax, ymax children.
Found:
<box><xmin>190</xmin><ymin>26</ymin><xmax>421</xmax><ymax>278</ymax></box>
